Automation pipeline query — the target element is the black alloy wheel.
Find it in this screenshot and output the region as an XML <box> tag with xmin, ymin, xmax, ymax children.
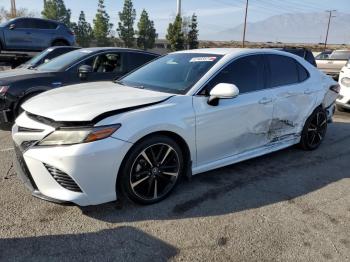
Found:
<box><xmin>300</xmin><ymin>107</ymin><xmax>327</xmax><ymax>150</ymax></box>
<box><xmin>120</xmin><ymin>136</ymin><xmax>184</xmax><ymax>204</ymax></box>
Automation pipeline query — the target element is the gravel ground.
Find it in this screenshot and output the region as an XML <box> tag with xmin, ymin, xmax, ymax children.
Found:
<box><xmin>0</xmin><ymin>111</ymin><xmax>349</xmax><ymax>262</ymax></box>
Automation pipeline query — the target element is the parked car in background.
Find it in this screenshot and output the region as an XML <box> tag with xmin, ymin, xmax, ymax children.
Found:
<box><xmin>12</xmin><ymin>49</ymin><xmax>339</xmax><ymax>206</ymax></box>
<box><xmin>0</xmin><ymin>48</ymin><xmax>159</xmax><ymax>124</ymax></box>
<box><xmin>0</xmin><ymin>17</ymin><xmax>75</xmax><ymax>52</ymax></box>
<box><xmin>277</xmin><ymin>47</ymin><xmax>317</xmax><ymax>67</ymax></box>
<box><xmin>316</xmin><ymin>50</ymin><xmax>350</xmax><ymax>78</ymax></box>
<box><xmin>337</xmin><ymin>60</ymin><xmax>350</xmax><ymax>111</ymax></box>
<box><xmin>315</xmin><ymin>50</ymin><xmax>333</xmax><ymax>60</ymax></box>
<box><xmin>17</xmin><ymin>46</ymin><xmax>81</xmax><ymax>69</ymax></box>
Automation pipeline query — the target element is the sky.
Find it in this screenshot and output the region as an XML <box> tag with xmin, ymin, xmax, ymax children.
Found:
<box><xmin>1</xmin><ymin>0</ymin><xmax>350</xmax><ymax>41</ymax></box>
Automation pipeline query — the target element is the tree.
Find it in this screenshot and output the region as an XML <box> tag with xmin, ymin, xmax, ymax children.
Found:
<box><xmin>166</xmin><ymin>15</ymin><xmax>185</xmax><ymax>51</ymax></box>
<box><xmin>117</xmin><ymin>0</ymin><xmax>136</xmax><ymax>47</ymax></box>
<box><xmin>93</xmin><ymin>0</ymin><xmax>113</xmax><ymax>46</ymax></box>
<box><xmin>42</xmin><ymin>0</ymin><xmax>71</xmax><ymax>26</ymax></box>
<box><xmin>188</xmin><ymin>13</ymin><xmax>199</xmax><ymax>49</ymax></box>
<box><xmin>73</xmin><ymin>11</ymin><xmax>93</xmax><ymax>47</ymax></box>
<box><xmin>136</xmin><ymin>9</ymin><xmax>157</xmax><ymax>50</ymax></box>
<box><xmin>0</xmin><ymin>7</ymin><xmax>36</xmax><ymax>22</ymax></box>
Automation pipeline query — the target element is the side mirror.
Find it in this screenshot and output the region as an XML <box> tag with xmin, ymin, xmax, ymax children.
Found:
<box><xmin>78</xmin><ymin>65</ymin><xmax>93</xmax><ymax>80</ymax></box>
<box><xmin>9</xmin><ymin>24</ymin><xmax>15</xmax><ymax>30</ymax></box>
<box><xmin>208</xmin><ymin>83</ymin><xmax>239</xmax><ymax>106</ymax></box>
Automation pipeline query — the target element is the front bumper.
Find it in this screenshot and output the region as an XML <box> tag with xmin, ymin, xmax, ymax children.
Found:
<box><xmin>12</xmin><ymin>114</ymin><xmax>133</xmax><ymax>206</ymax></box>
<box><xmin>336</xmin><ymin>83</ymin><xmax>350</xmax><ymax>109</ymax></box>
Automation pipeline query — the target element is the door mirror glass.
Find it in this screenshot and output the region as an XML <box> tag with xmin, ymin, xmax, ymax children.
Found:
<box><xmin>9</xmin><ymin>24</ymin><xmax>15</xmax><ymax>30</ymax></box>
<box><xmin>78</xmin><ymin>65</ymin><xmax>93</xmax><ymax>80</ymax></box>
<box><xmin>208</xmin><ymin>83</ymin><xmax>239</xmax><ymax>105</ymax></box>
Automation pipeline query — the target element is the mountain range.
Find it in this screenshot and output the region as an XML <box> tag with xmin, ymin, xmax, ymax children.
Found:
<box><xmin>203</xmin><ymin>12</ymin><xmax>350</xmax><ymax>44</ymax></box>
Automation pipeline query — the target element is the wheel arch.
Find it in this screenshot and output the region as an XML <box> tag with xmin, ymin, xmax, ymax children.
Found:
<box><xmin>115</xmin><ymin>130</ymin><xmax>192</xmax><ymax>197</ymax></box>
<box><xmin>51</xmin><ymin>38</ymin><xmax>69</xmax><ymax>46</ymax></box>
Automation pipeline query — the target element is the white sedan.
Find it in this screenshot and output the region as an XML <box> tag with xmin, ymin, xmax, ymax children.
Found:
<box><xmin>12</xmin><ymin>48</ymin><xmax>339</xmax><ymax>206</ymax></box>
<box><xmin>337</xmin><ymin>61</ymin><xmax>350</xmax><ymax>111</ymax></box>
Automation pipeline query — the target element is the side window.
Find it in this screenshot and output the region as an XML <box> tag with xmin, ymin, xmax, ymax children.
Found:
<box><xmin>13</xmin><ymin>19</ymin><xmax>34</xmax><ymax>29</ymax></box>
<box><xmin>128</xmin><ymin>53</ymin><xmax>157</xmax><ymax>71</ymax></box>
<box><xmin>267</xmin><ymin>55</ymin><xmax>299</xmax><ymax>87</ymax></box>
<box><xmin>33</xmin><ymin>20</ymin><xmax>58</xmax><ymax>29</ymax></box>
<box><xmin>203</xmin><ymin>55</ymin><xmax>265</xmax><ymax>95</ymax></box>
<box><xmin>297</xmin><ymin>62</ymin><xmax>309</xmax><ymax>82</ymax></box>
<box><xmin>81</xmin><ymin>53</ymin><xmax>124</xmax><ymax>73</ymax></box>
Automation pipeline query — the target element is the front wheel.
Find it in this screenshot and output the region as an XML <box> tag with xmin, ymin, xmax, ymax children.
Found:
<box><xmin>119</xmin><ymin>135</ymin><xmax>184</xmax><ymax>205</ymax></box>
<box><xmin>299</xmin><ymin>107</ymin><xmax>328</xmax><ymax>150</ymax></box>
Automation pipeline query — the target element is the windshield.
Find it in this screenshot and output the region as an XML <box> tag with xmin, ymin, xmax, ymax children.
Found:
<box><xmin>18</xmin><ymin>48</ymin><xmax>53</xmax><ymax>68</ymax></box>
<box><xmin>36</xmin><ymin>49</ymin><xmax>93</xmax><ymax>71</ymax></box>
<box><xmin>329</xmin><ymin>51</ymin><xmax>350</xmax><ymax>60</ymax></box>
<box><xmin>118</xmin><ymin>53</ymin><xmax>223</xmax><ymax>94</ymax></box>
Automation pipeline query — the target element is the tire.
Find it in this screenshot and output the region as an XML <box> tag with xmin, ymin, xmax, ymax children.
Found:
<box><xmin>52</xmin><ymin>40</ymin><xmax>68</xmax><ymax>46</ymax></box>
<box><xmin>119</xmin><ymin>135</ymin><xmax>184</xmax><ymax>205</ymax></box>
<box><xmin>299</xmin><ymin>107</ymin><xmax>328</xmax><ymax>150</ymax></box>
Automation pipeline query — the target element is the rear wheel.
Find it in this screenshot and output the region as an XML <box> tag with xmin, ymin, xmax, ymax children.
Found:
<box><xmin>52</xmin><ymin>40</ymin><xmax>68</xmax><ymax>46</ymax></box>
<box><xmin>299</xmin><ymin>107</ymin><xmax>327</xmax><ymax>150</ymax></box>
<box><xmin>120</xmin><ymin>135</ymin><xmax>184</xmax><ymax>205</ymax></box>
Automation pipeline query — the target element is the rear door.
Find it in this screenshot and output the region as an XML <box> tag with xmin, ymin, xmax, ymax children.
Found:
<box><xmin>3</xmin><ymin>19</ymin><xmax>33</xmax><ymax>49</ymax></box>
<box><xmin>266</xmin><ymin>54</ymin><xmax>317</xmax><ymax>140</ymax></box>
<box><xmin>193</xmin><ymin>54</ymin><xmax>275</xmax><ymax>166</ymax></box>
<box><xmin>30</xmin><ymin>19</ymin><xmax>57</xmax><ymax>49</ymax></box>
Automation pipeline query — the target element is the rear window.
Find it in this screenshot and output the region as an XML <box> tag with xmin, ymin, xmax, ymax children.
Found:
<box><xmin>267</xmin><ymin>55</ymin><xmax>299</xmax><ymax>87</ymax></box>
<box><xmin>329</xmin><ymin>51</ymin><xmax>350</xmax><ymax>60</ymax></box>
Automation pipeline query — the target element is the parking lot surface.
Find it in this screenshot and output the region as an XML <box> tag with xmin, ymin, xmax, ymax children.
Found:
<box><xmin>0</xmin><ymin>111</ymin><xmax>349</xmax><ymax>262</ymax></box>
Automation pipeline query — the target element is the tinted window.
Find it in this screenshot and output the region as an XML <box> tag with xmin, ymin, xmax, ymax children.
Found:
<box><xmin>13</xmin><ymin>19</ymin><xmax>34</xmax><ymax>29</ymax></box>
<box><xmin>82</xmin><ymin>52</ymin><xmax>124</xmax><ymax>73</ymax></box>
<box><xmin>267</xmin><ymin>55</ymin><xmax>299</xmax><ymax>87</ymax></box>
<box><xmin>128</xmin><ymin>53</ymin><xmax>158</xmax><ymax>71</ymax></box>
<box><xmin>203</xmin><ymin>55</ymin><xmax>265</xmax><ymax>94</ymax></box>
<box><xmin>297</xmin><ymin>63</ymin><xmax>309</xmax><ymax>82</ymax></box>
<box><xmin>119</xmin><ymin>53</ymin><xmax>223</xmax><ymax>94</ymax></box>
<box><xmin>33</xmin><ymin>20</ymin><xmax>58</xmax><ymax>29</ymax></box>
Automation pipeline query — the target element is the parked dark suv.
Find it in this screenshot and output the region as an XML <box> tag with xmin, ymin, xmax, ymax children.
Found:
<box><xmin>0</xmin><ymin>48</ymin><xmax>159</xmax><ymax>124</ymax></box>
<box><xmin>0</xmin><ymin>17</ymin><xmax>75</xmax><ymax>52</ymax></box>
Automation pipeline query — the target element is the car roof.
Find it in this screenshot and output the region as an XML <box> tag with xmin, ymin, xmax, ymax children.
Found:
<box><xmin>79</xmin><ymin>47</ymin><xmax>159</xmax><ymax>56</ymax></box>
<box><xmin>173</xmin><ymin>48</ymin><xmax>302</xmax><ymax>58</ymax></box>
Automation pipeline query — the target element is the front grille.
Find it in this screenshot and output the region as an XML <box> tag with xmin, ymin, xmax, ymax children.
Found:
<box><xmin>14</xmin><ymin>145</ymin><xmax>38</xmax><ymax>190</ymax></box>
<box><xmin>44</xmin><ymin>164</ymin><xmax>82</xmax><ymax>193</ymax></box>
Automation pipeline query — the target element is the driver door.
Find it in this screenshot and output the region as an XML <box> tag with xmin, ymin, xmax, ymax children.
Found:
<box><xmin>193</xmin><ymin>54</ymin><xmax>275</xmax><ymax>167</ymax></box>
<box><xmin>3</xmin><ymin>19</ymin><xmax>33</xmax><ymax>49</ymax></box>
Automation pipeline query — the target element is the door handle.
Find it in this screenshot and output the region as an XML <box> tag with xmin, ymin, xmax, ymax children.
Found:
<box><xmin>304</xmin><ymin>89</ymin><xmax>312</xmax><ymax>94</ymax></box>
<box><xmin>259</xmin><ymin>97</ymin><xmax>273</xmax><ymax>104</ymax></box>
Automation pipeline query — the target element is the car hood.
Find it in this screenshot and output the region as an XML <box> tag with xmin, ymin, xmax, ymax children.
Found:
<box><xmin>0</xmin><ymin>68</ymin><xmax>50</xmax><ymax>83</ymax></box>
<box><xmin>22</xmin><ymin>81</ymin><xmax>174</xmax><ymax>123</ymax></box>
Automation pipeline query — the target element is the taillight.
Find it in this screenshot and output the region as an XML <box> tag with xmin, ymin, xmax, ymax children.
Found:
<box><xmin>330</xmin><ymin>84</ymin><xmax>340</xmax><ymax>93</ymax></box>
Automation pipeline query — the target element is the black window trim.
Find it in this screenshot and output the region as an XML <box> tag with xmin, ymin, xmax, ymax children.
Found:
<box><xmin>12</xmin><ymin>18</ymin><xmax>58</xmax><ymax>30</ymax></box>
<box><xmin>194</xmin><ymin>52</ymin><xmax>311</xmax><ymax>97</ymax></box>
<box><xmin>195</xmin><ymin>53</ymin><xmax>269</xmax><ymax>96</ymax></box>
<box><xmin>265</xmin><ymin>54</ymin><xmax>310</xmax><ymax>89</ymax></box>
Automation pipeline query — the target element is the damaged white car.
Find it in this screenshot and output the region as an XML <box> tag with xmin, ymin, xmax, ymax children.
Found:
<box><xmin>12</xmin><ymin>48</ymin><xmax>339</xmax><ymax>206</ymax></box>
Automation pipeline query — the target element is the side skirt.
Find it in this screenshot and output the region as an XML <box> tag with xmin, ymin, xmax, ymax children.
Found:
<box><xmin>192</xmin><ymin>135</ymin><xmax>300</xmax><ymax>175</ymax></box>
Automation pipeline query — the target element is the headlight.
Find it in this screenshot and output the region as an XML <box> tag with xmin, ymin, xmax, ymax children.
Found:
<box><xmin>340</xmin><ymin>77</ymin><xmax>350</xmax><ymax>88</ymax></box>
<box><xmin>0</xmin><ymin>85</ymin><xmax>9</xmax><ymax>95</ymax></box>
<box><xmin>38</xmin><ymin>124</ymin><xmax>121</xmax><ymax>146</ymax></box>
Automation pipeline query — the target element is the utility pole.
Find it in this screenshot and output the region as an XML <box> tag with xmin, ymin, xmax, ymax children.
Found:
<box><xmin>242</xmin><ymin>0</ymin><xmax>249</xmax><ymax>48</ymax></box>
<box><xmin>324</xmin><ymin>10</ymin><xmax>336</xmax><ymax>50</ymax></box>
<box><xmin>177</xmin><ymin>0</ymin><xmax>181</xmax><ymax>16</ymax></box>
<box><xmin>10</xmin><ymin>0</ymin><xmax>16</xmax><ymax>18</ymax></box>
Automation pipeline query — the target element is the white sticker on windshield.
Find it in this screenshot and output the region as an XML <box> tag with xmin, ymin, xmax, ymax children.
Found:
<box><xmin>80</xmin><ymin>50</ymin><xmax>93</xmax><ymax>53</ymax></box>
<box><xmin>190</xmin><ymin>57</ymin><xmax>217</xmax><ymax>63</ymax></box>
<box><xmin>47</xmin><ymin>48</ymin><xmax>53</xmax><ymax>52</ymax></box>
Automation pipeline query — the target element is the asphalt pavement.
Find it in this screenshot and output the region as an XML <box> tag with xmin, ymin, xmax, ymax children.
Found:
<box><xmin>0</xmin><ymin>111</ymin><xmax>349</xmax><ymax>262</ymax></box>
